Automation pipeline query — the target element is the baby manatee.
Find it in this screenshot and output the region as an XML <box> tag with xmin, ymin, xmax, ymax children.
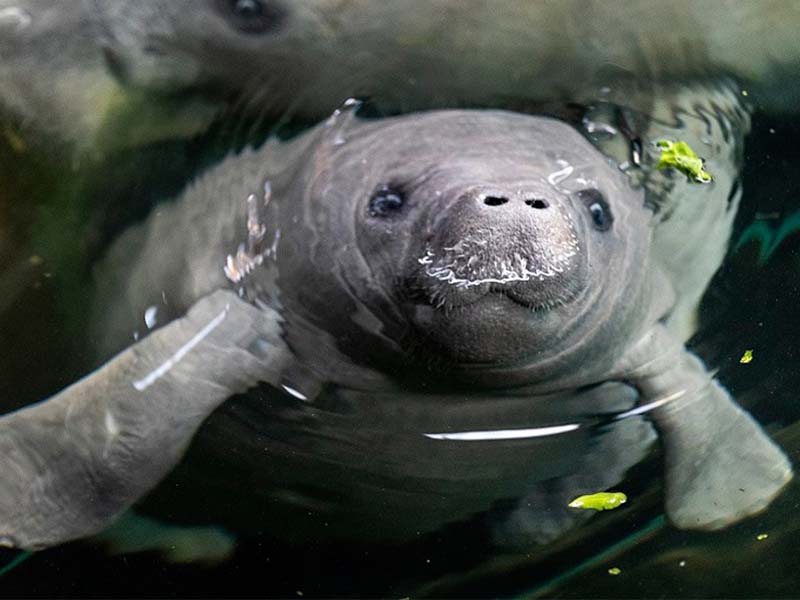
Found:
<box><xmin>0</xmin><ymin>109</ymin><xmax>791</xmax><ymax>549</ymax></box>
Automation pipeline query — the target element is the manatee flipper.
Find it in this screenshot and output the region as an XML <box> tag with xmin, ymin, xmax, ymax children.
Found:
<box><xmin>618</xmin><ymin>325</ymin><xmax>792</xmax><ymax>530</ymax></box>
<box><xmin>0</xmin><ymin>289</ymin><xmax>289</xmax><ymax>550</ymax></box>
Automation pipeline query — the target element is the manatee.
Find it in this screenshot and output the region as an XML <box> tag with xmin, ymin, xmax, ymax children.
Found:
<box><xmin>97</xmin><ymin>0</ymin><xmax>800</xmax><ymax>114</ymax></box>
<box><xmin>3</xmin><ymin>0</ymin><xmax>800</xmax><ymax>154</ymax></box>
<box><xmin>0</xmin><ymin>1</ymin><xmax>219</xmax><ymax>157</ymax></box>
<box><xmin>0</xmin><ymin>108</ymin><xmax>792</xmax><ymax>550</ymax></box>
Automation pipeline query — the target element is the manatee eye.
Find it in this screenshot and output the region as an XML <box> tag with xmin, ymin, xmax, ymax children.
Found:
<box><xmin>214</xmin><ymin>0</ymin><xmax>286</xmax><ymax>34</ymax></box>
<box><xmin>369</xmin><ymin>186</ymin><xmax>405</xmax><ymax>217</ymax></box>
<box><xmin>578</xmin><ymin>188</ymin><xmax>613</xmax><ymax>232</ymax></box>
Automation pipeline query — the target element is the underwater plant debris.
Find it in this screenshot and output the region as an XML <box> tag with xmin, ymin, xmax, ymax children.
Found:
<box><xmin>568</xmin><ymin>491</ymin><xmax>627</xmax><ymax>511</ymax></box>
<box><xmin>655</xmin><ymin>140</ymin><xmax>713</xmax><ymax>183</ymax></box>
<box><xmin>2</xmin><ymin>127</ymin><xmax>27</xmax><ymax>153</ymax></box>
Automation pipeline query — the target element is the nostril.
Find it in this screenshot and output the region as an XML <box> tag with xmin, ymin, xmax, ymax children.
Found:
<box><xmin>525</xmin><ymin>198</ymin><xmax>549</xmax><ymax>209</ymax></box>
<box><xmin>483</xmin><ymin>196</ymin><xmax>509</xmax><ymax>206</ymax></box>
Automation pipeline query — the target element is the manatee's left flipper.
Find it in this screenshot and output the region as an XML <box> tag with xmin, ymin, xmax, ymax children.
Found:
<box><xmin>617</xmin><ymin>325</ymin><xmax>793</xmax><ymax>530</ymax></box>
<box><xmin>0</xmin><ymin>289</ymin><xmax>290</xmax><ymax>550</ymax></box>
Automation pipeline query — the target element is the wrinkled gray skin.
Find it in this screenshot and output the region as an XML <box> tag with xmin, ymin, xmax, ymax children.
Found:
<box><xmin>2</xmin><ymin>0</ymin><xmax>800</xmax><ymax>154</ymax></box>
<box><xmin>0</xmin><ymin>110</ymin><xmax>792</xmax><ymax>550</ymax></box>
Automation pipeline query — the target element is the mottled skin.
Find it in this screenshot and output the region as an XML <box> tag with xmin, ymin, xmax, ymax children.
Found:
<box><xmin>0</xmin><ymin>110</ymin><xmax>792</xmax><ymax>549</ymax></box>
<box><xmin>2</xmin><ymin>0</ymin><xmax>800</xmax><ymax>154</ymax></box>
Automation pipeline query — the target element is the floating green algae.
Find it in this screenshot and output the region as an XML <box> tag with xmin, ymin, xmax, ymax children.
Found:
<box><xmin>568</xmin><ymin>491</ymin><xmax>627</xmax><ymax>511</ymax></box>
<box><xmin>655</xmin><ymin>140</ymin><xmax>713</xmax><ymax>183</ymax></box>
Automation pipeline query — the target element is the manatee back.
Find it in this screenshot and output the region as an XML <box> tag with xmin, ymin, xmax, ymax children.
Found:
<box><xmin>645</xmin><ymin>84</ymin><xmax>750</xmax><ymax>340</ymax></box>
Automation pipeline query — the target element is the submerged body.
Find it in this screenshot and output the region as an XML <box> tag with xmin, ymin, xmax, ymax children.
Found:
<box><xmin>0</xmin><ymin>109</ymin><xmax>792</xmax><ymax>549</ymax></box>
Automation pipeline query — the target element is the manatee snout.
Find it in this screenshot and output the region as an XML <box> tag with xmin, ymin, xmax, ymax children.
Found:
<box><xmin>417</xmin><ymin>182</ymin><xmax>586</xmax><ymax>312</ymax></box>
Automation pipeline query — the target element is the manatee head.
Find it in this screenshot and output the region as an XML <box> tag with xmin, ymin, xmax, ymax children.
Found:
<box><xmin>272</xmin><ymin>110</ymin><xmax>658</xmax><ymax>388</ymax></box>
<box><xmin>96</xmin><ymin>0</ymin><xmax>301</xmax><ymax>95</ymax></box>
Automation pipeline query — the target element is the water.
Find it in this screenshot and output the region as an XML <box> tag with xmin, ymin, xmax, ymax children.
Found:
<box><xmin>2</xmin><ymin>3</ymin><xmax>800</xmax><ymax>598</ymax></box>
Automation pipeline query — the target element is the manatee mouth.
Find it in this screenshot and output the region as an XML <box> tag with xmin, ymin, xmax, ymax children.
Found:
<box><xmin>415</xmin><ymin>239</ymin><xmax>583</xmax><ymax>312</ymax></box>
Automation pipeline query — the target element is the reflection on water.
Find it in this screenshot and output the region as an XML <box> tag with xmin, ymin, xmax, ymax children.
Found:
<box><xmin>164</xmin><ymin>382</ymin><xmax>652</xmax><ymax>545</ymax></box>
<box><xmin>1</xmin><ymin>2</ymin><xmax>800</xmax><ymax>598</ymax></box>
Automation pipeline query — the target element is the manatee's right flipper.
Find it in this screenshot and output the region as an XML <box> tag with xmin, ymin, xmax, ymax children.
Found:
<box><xmin>617</xmin><ymin>325</ymin><xmax>793</xmax><ymax>530</ymax></box>
<box><xmin>0</xmin><ymin>289</ymin><xmax>290</xmax><ymax>550</ymax></box>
